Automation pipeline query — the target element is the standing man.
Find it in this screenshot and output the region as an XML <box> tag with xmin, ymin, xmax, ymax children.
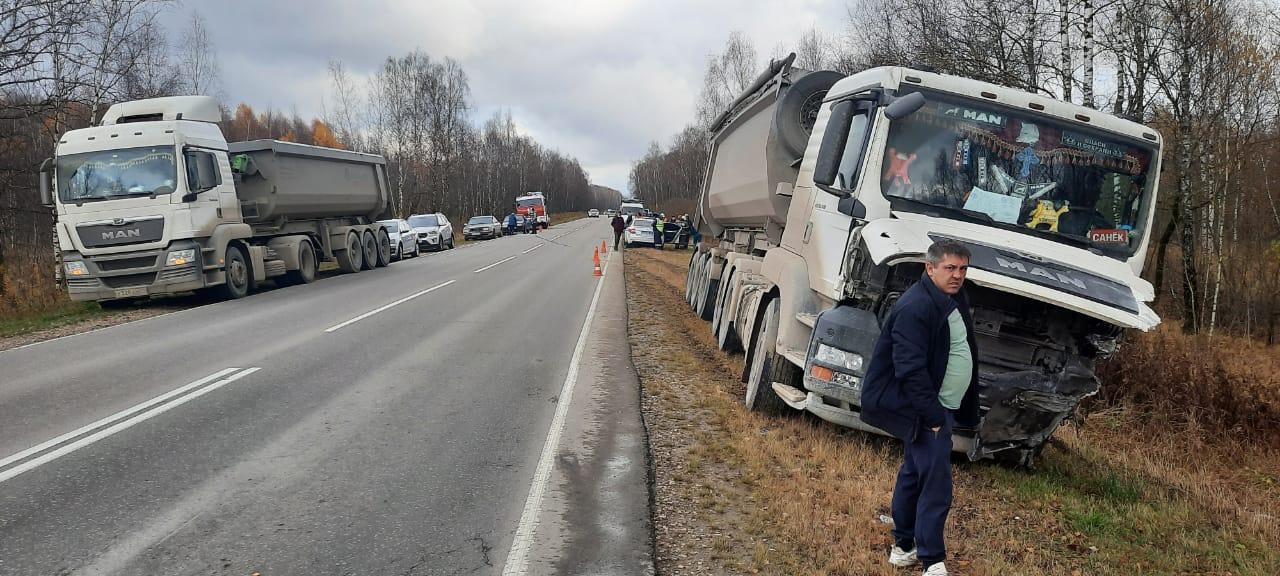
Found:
<box><xmin>859</xmin><ymin>240</ymin><xmax>980</xmax><ymax>576</ymax></box>
<box><xmin>610</xmin><ymin>212</ymin><xmax>627</xmax><ymax>251</ymax></box>
<box><xmin>653</xmin><ymin>214</ymin><xmax>665</xmax><ymax>249</ymax></box>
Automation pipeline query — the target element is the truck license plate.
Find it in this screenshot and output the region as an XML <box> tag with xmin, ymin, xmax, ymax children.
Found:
<box><xmin>113</xmin><ymin>287</ymin><xmax>147</xmax><ymax>298</ymax></box>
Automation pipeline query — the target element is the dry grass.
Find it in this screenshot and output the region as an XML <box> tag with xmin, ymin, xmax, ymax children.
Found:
<box><xmin>626</xmin><ymin>246</ymin><xmax>1280</xmax><ymax>575</ymax></box>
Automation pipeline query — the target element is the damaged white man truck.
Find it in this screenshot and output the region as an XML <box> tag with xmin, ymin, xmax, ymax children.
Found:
<box><xmin>39</xmin><ymin>96</ymin><xmax>394</xmax><ymax>303</ymax></box>
<box><xmin>687</xmin><ymin>55</ymin><xmax>1162</xmax><ymax>465</ymax></box>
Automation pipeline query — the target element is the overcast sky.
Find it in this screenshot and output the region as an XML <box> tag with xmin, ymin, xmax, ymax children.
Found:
<box><xmin>158</xmin><ymin>0</ymin><xmax>850</xmax><ymax>192</ymax></box>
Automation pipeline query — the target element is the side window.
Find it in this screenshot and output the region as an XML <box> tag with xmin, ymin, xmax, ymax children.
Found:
<box><xmin>184</xmin><ymin>150</ymin><xmax>222</xmax><ymax>192</ymax></box>
<box><xmin>834</xmin><ymin>111</ymin><xmax>871</xmax><ymax>191</ymax></box>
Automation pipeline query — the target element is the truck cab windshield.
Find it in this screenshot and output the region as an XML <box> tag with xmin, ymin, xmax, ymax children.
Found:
<box><xmin>879</xmin><ymin>89</ymin><xmax>1156</xmax><ymax>256</ymax></box>
<box><xmin>516</xmin><ymin>198</ymin><xmax>544</xmax><ymax>208</ymax></box>
<box><xmin>57</xmin><ymin>146</ymin><xmax>178</xmax><ymax>203</ymax></box>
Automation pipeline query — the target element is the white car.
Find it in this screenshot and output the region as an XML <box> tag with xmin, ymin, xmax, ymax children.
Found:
<box><xmin>408</xmin><ymin>213</ymin><xmax>455</xmax><ymax>252</ymax></box>
<box><xmin>623</xmin><ymin>216</ymin><xmax>657</xmax><ymax>247</ymax></box>
<box><xmin>377</xmin><ymin>219</ymin><xmax>419</xmax><ymax>261</ymax></box>
<box><xmin>588</xmin><ymin>209</ymin><xmax>600</xmax><ymax>218</ymax></box>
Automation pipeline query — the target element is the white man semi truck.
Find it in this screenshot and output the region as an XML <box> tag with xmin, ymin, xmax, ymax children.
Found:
<box><xmin>40</xmin><ymin>96</ymin><xmax>395</xmax><ymax>304</ymax></box>
<box><xmin>688</xmin><ymin>55</ymin><xmax>1163</xmax><ymax>465</ymax></box>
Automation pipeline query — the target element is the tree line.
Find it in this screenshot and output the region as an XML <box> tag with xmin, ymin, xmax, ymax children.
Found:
<box><xmin>0</xmin><ymin>0</ymin><xmax>615</xmax><ymax>318</ymax></box>
<box><xmin>631</xmin><ymin>0</ymin><xmax>1280</xmax><ymax>342</ymax></box>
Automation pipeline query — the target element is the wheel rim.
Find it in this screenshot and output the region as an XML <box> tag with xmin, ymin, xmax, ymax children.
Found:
<box><xmin>349</xmin><ymin>233</ymin><xmax>363</xmax><ymax>268</ymax></box>
<box><xmin>228</xmin><ymin>252</ymin><xmax>247</xmax><ymax>291</ymax></box>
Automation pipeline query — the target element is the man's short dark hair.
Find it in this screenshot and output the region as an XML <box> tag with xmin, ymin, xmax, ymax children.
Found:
<box><xmin>926</xmin><ymin>240</ymin><xmax>971</xmax><ymax>264</ymax></box>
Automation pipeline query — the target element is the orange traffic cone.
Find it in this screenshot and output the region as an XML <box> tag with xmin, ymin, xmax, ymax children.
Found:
<box><xmin>600</xmin><ymin>240</ymin><xmax>607</xmax><ymax>257</ymax></box>
<box><xmin>592</xmin><ymin>247</ymin><xmax>602</xmax><ymax>277</ymax></box>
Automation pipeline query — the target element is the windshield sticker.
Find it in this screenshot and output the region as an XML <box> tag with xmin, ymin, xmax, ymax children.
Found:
<box><xmin>1063</xmin><ymin>130</ymin><xmax>1127</xmax><ymax>160</ymax></box>
<box><xmin>1089</xmin><ymin>228</ymin><xmax>1131</xmax><ymax>244</ymax></box>
<box><xmin>883</xmin><ymin>148</ymin><xmax>917</xmax><ymax>187</ymax></box>
<box><xmin>1026</xmin><ymin>200</ymin><xmax>1071</xmax><ymax>232</ymax></box>
<box><xmin>977</xmin><ymin>156</ymin><xmax>989</xmax><ymax>188</ymax></box>
<box><xmin>963</xmin><ymin>187</ymin><xmax>1022</xmax><ymax>224</ymax></box>
<box><xmin>941</xmin><ymin>105</ymin><xmax>1006</xmax><ymax>126</ymax></box>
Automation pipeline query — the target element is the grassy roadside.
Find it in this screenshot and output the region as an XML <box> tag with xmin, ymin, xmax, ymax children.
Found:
<box><xmin>0</xmin><ymin>301</ymin><xmax>107</xmax><ymax>338</ymax></box>
<box><xmin>625</xmin><ymin>246</ymin><xmax>1278</xmax><ymax>575</ymax></box>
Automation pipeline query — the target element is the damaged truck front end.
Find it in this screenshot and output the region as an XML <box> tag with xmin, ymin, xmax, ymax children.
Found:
<box><xmin>800</xmin><ymin>233</ymin><xmax>1146</xmax><ymax>467</ymax></box>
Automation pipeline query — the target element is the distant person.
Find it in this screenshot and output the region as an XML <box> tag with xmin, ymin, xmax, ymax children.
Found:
<box><xmin>859</xmin><ymin>240</ymin><xmax>980</xmax><ymax>576</ymax></box>
<box><xmin>610</xmin><ymin>213</ymin><xmax>626</xmax><ymax>251</ymax></box>
<box><xmin>506</xmin><ymin>213</ymin><xmax>518</xmax><ymax>235</ymax></box>
<box><xmin>653</xmin><ymin>215</ymin><xmax>664</xmax><ymax>249</ymax></box>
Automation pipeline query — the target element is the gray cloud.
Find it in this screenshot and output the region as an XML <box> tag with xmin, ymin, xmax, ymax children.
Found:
<box><xmin>162</xmin><ymin>0</ymin><xmax>847</xmax><ymax>190</ymax></box>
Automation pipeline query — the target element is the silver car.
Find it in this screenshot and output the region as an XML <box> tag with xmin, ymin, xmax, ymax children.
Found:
<box><xmin>408</xmin><ymin>213</ymin><xmax>455</xmax><ymax>252</ymax></box>
<box><xmin>378</xmin><ymin>219</ymin><xmax>420</xmax><ymax>260</ymax></box>
<box><xmin>463</xmin><ymin>215</ymin><xmax>503</xmax><ymax>240</ymax></box>
<box><xmin>623</xmin><ymin>216</ymin><xmax>657</xmax><ymax>247</ymax></box>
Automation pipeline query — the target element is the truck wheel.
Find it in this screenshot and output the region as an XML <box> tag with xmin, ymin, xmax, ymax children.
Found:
<box><xmin>744</xmin><ymin>298</ymin><xmax>793</xmax><ymax>415</ymax></box>
<box><xmin>696</xmin><ymin>262</ymin><xmax>719</xmax><ymax>321</ymax></box>
<box><xmin>337</xmin><ymin>232</ymin><xmax>363</xmax><ymax>273</ymax></box>
<box><xmin>775</xmin><ymin>70</ymin><xmax>843</xmax><ymax>158</ymax></box>
<box><xmin>282</xmin><ymin>240</ymin><xmax>317</xmax><ymax>285</ymax></box>
<box><xmin>715</xmin><ymin>272</ymin><xmax>741</xmax><ymax>352</ymax></box>
<box><xmin>219</xmin><ymin>244</ymin><xmax>251</xmax><ymax>300</ymax></box>
<box><xmin>374</xmin><ymin>228</ymin><xmax>391</xmax><ymax>267</ymax></box>
<box><xmin>687</xmin><ymin>252</ymin><xmax>704</xmax><ymax>307</ymax></box>
<box><xmin>360</xmin><ymin>230</ymin><xmax>377</xmax><ymax>270</ymax></box>
<box><xmin>711</xmin><ymin>268</ymin><xmax>732</xmax><ymax>336</ymax></box>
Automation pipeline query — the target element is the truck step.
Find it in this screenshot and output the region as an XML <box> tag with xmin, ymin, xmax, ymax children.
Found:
<box><xmin>263</xmin><ymin>259</ymin><xmax>287</xmax><ymax>277</ymax></box>
<box><xmin>770</xmin><ymin>382</ymin><xmax>808</xmax><ymax>409</ymax></box>
<box><xmin>781</xmin><ymin>347</ymin><xmax>808</xmax><ymax>369</ymax></box>
<box><xmin>795</xmin><ymin>312</ymin><xmax>818</xmax><ymax>328</ymax></box>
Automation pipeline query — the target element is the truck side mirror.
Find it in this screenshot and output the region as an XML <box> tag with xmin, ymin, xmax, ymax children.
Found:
<box><xmin>38</xmin><ymin>158</ymin><xmax>54</xmax><ymax>207</ymax></box>
<box><xmin>838</xmin><ymin>196</ymin><xmax>867</xmax><ymax>220</ymax></box>
<box><xmin>884</xmin><ymin>91</ymin><xmax>926</xmax><ymax>120</ymax></box>
<box><xmin>814</xmin><ymin>100</ymin><xmax>854</xmax><ymax>192</ymax></box>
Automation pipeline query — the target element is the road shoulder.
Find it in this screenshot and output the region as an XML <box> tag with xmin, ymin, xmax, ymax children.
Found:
<box><xmin>526</xmin><ymin>247</ymin><xmax>656</xmax><ymax>575</ymax></box>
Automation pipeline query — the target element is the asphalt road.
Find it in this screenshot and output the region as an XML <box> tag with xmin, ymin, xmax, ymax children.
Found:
<box><xmin>0</xmin><ymin>218</ymin><xmax>649</xmax><ymax>575</ymax></box>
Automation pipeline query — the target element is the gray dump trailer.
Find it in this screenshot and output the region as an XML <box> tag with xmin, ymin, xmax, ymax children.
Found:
<box><xmin>44</xmin><ymin>96</ymin><xmax>399</xmax><ymax>303</ymax></box>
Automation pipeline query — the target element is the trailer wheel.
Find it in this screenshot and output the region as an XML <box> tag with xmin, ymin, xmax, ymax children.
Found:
<box><xmin>360</xmin><ymin>230</ymin><xmax>377</xmax><ymax>270</ymax></box>
<box><xmin>219</xmin><ymin>244</ymin><xmax>251</xmax><ymax>300</ymax></box>
<box><xmin>337</xmin><ymin>232</ymin><xmax>363</xmax><ymax>273</ymax></box>
<box><xmin>282</xmin><ymin>240</ymin><xmax>317</xmax><ymax>285</ymax></box>
<box><xmin>374</xmin><ymin>228</ymin><xmax>391</xmax><ymax>267</ymax></box>
<box><xmin>711</xmin><ymin>267</ymin><xmax>732</xmax><ymax>336</ymax></box>
<box><xmin>715</xmin><ymin>271</ymin><xmax>741</xmax><ymax>352</ymax></box>
<box><xmin>685</xmin><ymin>252</ymin><xmax>700</xmax><ymax>305</ymax></box>
<box><xmin>744</xmin><ymin>298</ymin><xmax>793</xmax><ymax>415</ymax></box>
<box><xmin>696</xmin><ymin>261</ymin><xmax>719</xmax><ymax>321</ymax></box>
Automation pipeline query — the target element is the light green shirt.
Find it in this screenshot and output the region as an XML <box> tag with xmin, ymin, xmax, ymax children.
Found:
<box><xmin>939</xmin><ymin>309</ymin><xmax>972</xmax><ymax>409</ymax></box>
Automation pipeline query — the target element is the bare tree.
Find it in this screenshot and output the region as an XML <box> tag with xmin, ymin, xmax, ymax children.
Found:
<box><xmin>177</xmin><ymin>10</ymin><xmax>219</xmax><ymax>96</ymax></box>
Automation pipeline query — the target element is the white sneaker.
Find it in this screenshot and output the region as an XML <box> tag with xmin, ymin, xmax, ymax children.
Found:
<box><xmin>888</xmin><ymin>545</ymin><xmax>918</xmax><ymax>567</ymax></box>
<box><xmin>922</xmin><ymin>562</ymin><xmax>948</xmax><ymax>575</ymax></box>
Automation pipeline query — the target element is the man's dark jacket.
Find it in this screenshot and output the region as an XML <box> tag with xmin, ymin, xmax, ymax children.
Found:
<box><xmin>860</xmin><ymin>274</ymin><xmax>981</xmax><ymax>441</ymax></box>
<box><xmin>611</xmin><ymin>216</ymin><xmax>626</xmax><ymax>233</ymax></box>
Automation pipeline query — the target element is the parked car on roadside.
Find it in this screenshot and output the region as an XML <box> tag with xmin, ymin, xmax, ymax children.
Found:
<box><xmin>623</xmin><ymin>216</ymin><xmax>657</xmax><ymax>247</ymax></box>
<box><xmin>588</xmin><ymin>209</ymin><xmax>600</xmax><ymax>218</ymax></box>
<box><xmin>408</xmin><ymin>213</ymin><xmax>454</xmax><ymax>251</ymax></box>
<box><xmin>464</xmin><ymin>215</ymin><xmax>503</xmax><ymax>240</ymax></box>
<box><xmin>604</xmin><ymin>209</ymin><xmax>618</xmax><ymax>217</ymax></box>
<box><xmin>377</xmin><ymin>218</ymin><xmax>420</xmax><ymax>260</ymax></box>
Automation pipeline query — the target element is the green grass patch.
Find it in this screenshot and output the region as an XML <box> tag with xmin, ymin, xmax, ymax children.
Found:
<box><xmin>0</xmin><ymin>301</ymin><xmax>106</xmax><ymax>338</ymax></box>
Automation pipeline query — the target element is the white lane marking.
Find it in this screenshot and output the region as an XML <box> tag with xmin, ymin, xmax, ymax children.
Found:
<box><xmin>0</xmin><ymin>367</ymin><xmax>261</xmax><ymax>484</ymax></box>
<box><xmin>0</xmin><ymin>367</ymin><xmax>240</xmax><ymax>470</ymax></box>
<box><xmin>501</xmin><ymin>253</ymin><xmax>610</xmax><ymax>576</ymax></box>
<box><xmin>521</xmin><ymin>244</ymin><xmax>542</xmax><ymax>254</ymax></box>
<box><xmin>324</xmin><ymin>280</ymin><xmax>456</xmax><ymax>333</ymax></box>
<box><xmin>474</xmin><ymin>255</ymin><xmax>517</xmax><ymax>273</ymax></box>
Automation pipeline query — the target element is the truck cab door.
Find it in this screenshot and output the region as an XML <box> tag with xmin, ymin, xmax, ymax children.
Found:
<box><xmin>803</xmin><ymin>101</ymin><xmax>875</xmax><ymax>298</ymax></box>
<box><xmin>184</xmin><ymin>148</ymin><xmax>237</xmax><ymax>235</ymax></box>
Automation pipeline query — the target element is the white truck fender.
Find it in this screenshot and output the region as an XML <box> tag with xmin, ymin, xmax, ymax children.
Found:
<box><xmin>760</xmin><ymin>248</ymin><xmax>822</xmax><ymax>368</ymax></box>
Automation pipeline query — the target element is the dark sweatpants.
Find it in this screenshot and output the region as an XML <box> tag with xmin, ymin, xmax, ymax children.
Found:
<box><xmin>613</xmin><ymin>229</ymin><xmax>623</xmax><ymax>250</ymax></box>
<box><xmin>891</xmin><ymin>415</ymin><xmax>953</xmax><ymax>565</ymax></box>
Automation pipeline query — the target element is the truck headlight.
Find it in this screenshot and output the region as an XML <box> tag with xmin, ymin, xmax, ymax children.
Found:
<box><xmin>64</xmin><ymin>261</ymin><xmax>88</xmax><ymax>276</ymax></box>
<box><xmin>815</xmin><ymin>343</ymin><xmax>864</xmax><ymax>372</ymax></box>
<box><xmin>165</xmin><ymin>249</ymin><xmax>195</xmax><ymax>266</ymax></box>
